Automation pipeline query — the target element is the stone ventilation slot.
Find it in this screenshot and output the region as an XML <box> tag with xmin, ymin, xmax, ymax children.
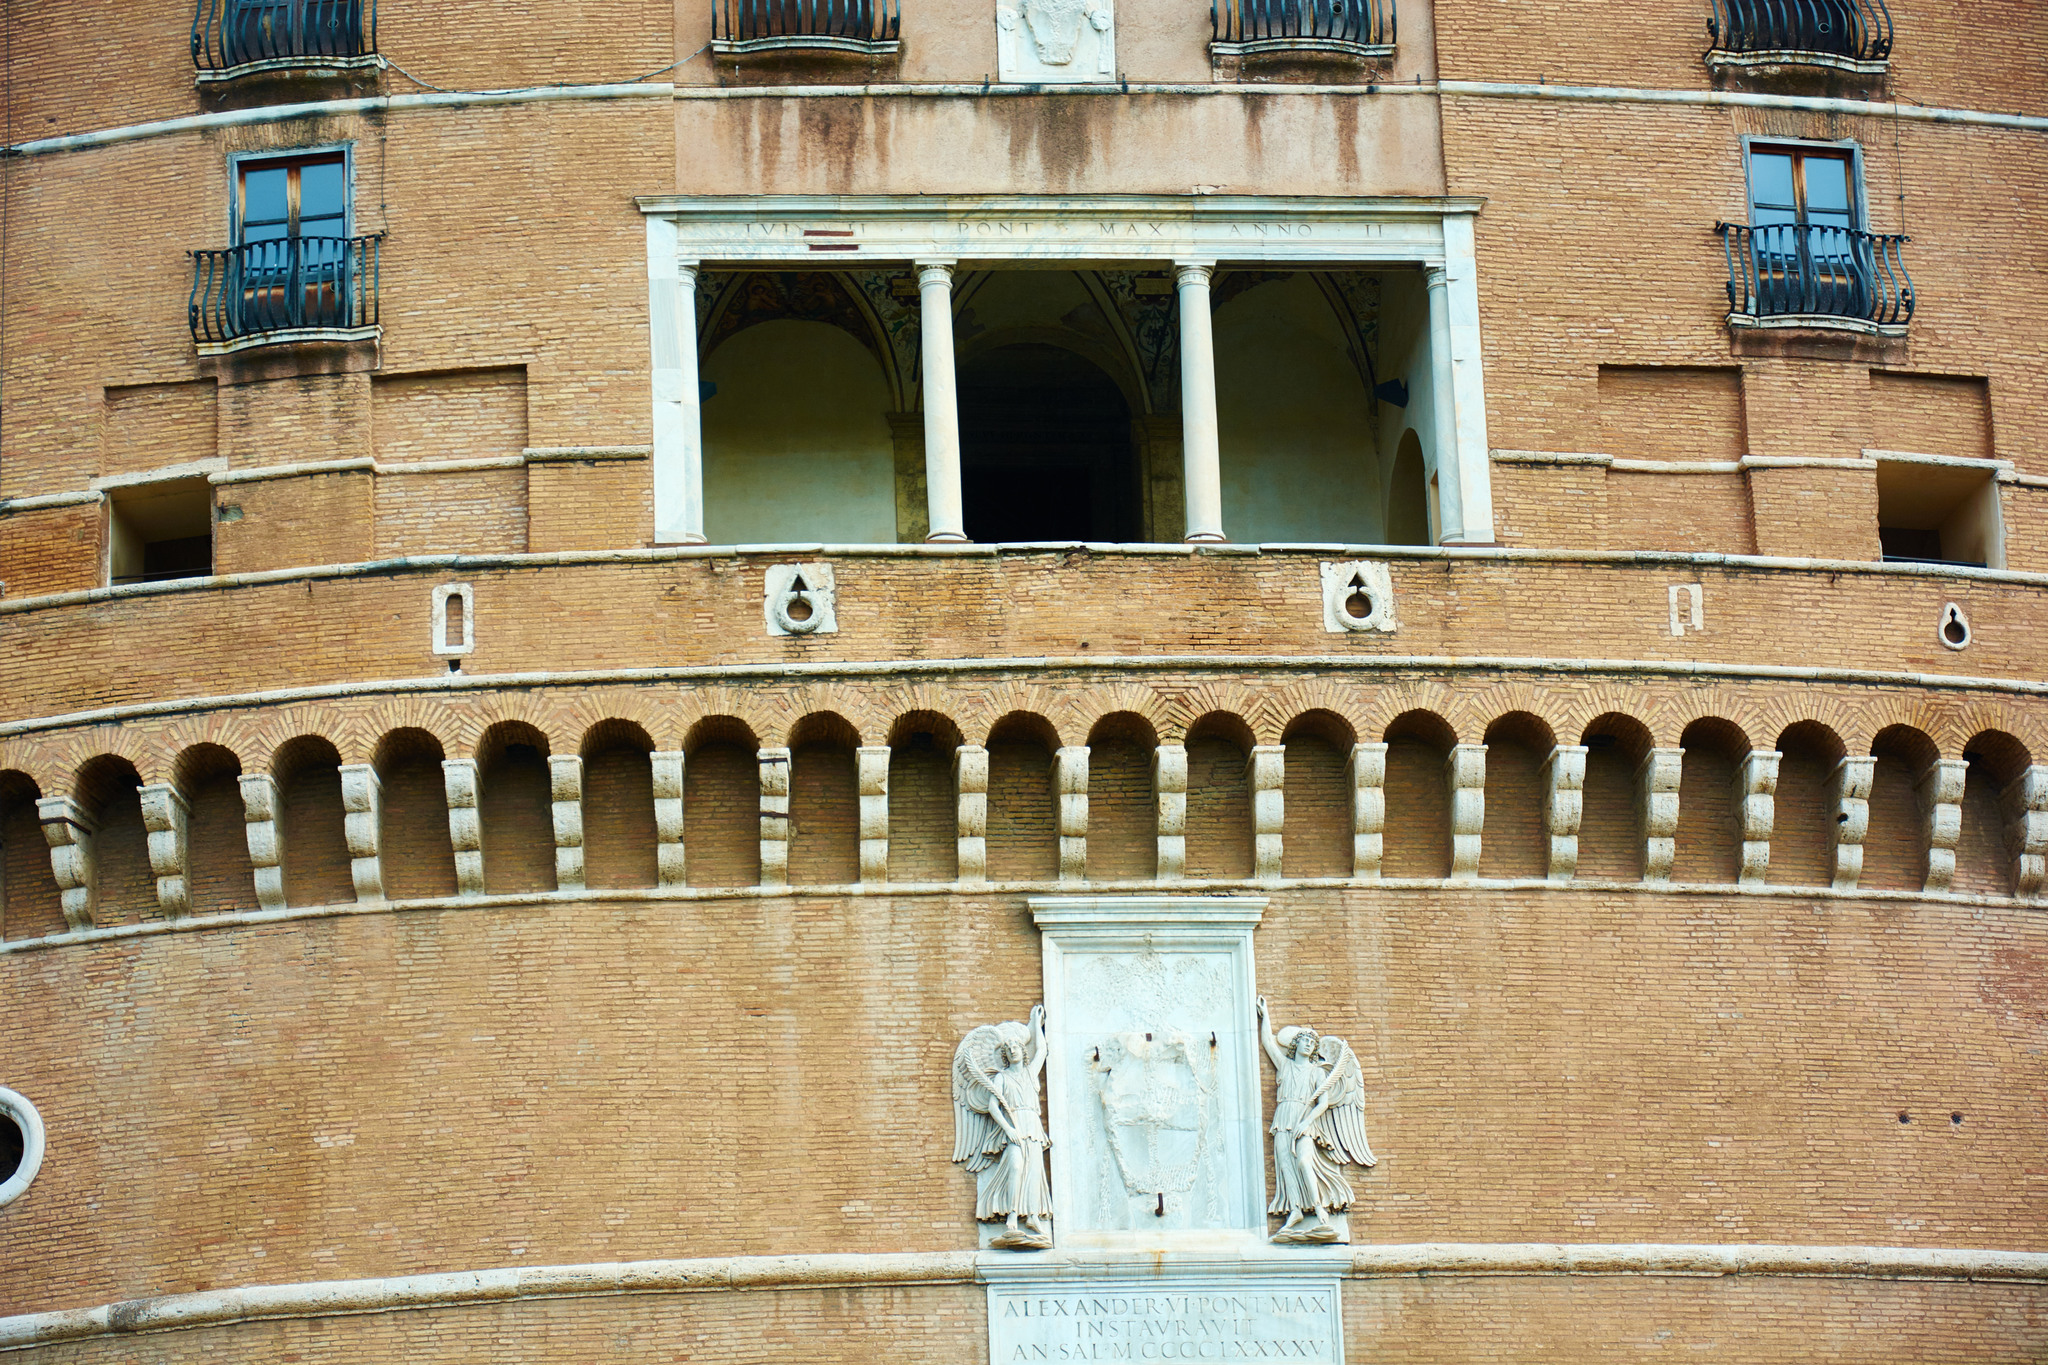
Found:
<box><xmin>1940</xmin><ymin>603</ymin><xmax>1971</xmax><ymax>651</ymax></box>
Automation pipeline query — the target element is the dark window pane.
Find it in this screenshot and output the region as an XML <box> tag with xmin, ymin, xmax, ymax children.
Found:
<box><xmin>1805</xmin><ymin>156</ymin><xmax>1851</xmax><ymax>213</ymax></box>
<box><xmin>1749</xmin><ymin>153</ymin><xmax>1795</xmax><ymax>215</ymax></box>
<box><xmin>300</xmin><ymin>160</ymin><xmax>347</xmax><ymax>223</ymax></box>
<box><xmin>240</xmin><ymin>165</ymin><xmax>289</xmax><ymax>233</ymax></box>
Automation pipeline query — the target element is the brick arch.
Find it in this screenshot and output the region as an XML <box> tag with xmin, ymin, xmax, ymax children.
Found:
<box><xmin>1162</xmin><ymin>682</ymin><xmax>1275</xmax><ymax>744</ymax></box>
<box><xmin>786</xmin><ymin>710</ymin><xmax>864</xmax><ymax>750</ymax></box>
<box><xmin>1265</xmin><ymin>679</ymin><xmax>1368</xmax><ymax>745</ymax></box>
<box><xmin>884</xmin><ymin>709</ymin><xmax>967</xmax><ymax>750</ymax></box>
<box><xmin>1281</xmin><ymin>708</ymin><xmax>1358</xmax><ymax>748</ymax></box>
<box><xmin>1481</xmin><ymin>709</ymin><xmax>1556</xmax><ymax>752</ymax></box>
<box><xmin>968</xmin><ymin>682</ymin><xmax>1072</xmax><ymax>748</ymax></box>
<box><xmin>1362</xmin><ymin>684</ymin><xmax>1462</xmax><ymax>745</ymax></box>
<box><xmin>1074</xmin><ymin>683</ymin><xmax>1172</xmax><ymax>746</ymax></box>
<box><xmin>767</xmin><ymin>683</ymin><xmax>884</xmax><ymax>749</ymax></box>
<box><xmin>71</xmin><ymin>752</ymin><xmax>150</xmax><ymax>925</ymax></box>
<box><xmin>0</xmin><ymin>767</ymin><xmax>64</xmax><ymax>940</ymax></box>
<box><xmin>1381</xmin><ymin>707</ymin><xmax>1458</xmax><ymax>749</ymax></box>
<box><xmin>984</xmin><ymin>709</ymin><xmax>1065</xmax><ymax>751</ymax></box>
<box><xmin>1842</xmin><ymin>693</ymin><xmax>1949</xmax><ymax>758</ymax></box>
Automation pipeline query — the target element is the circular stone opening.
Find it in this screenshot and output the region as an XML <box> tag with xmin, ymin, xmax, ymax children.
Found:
<box><xmin>785</xmin><ymin>596</ymin><xmax>813</xmax><ymax>623</ymax></box>
<box><xmin>1344</xmin><ymin>590</ymin><xmax>1374</xmax><ymax>620</ymax></box>
<box><xmin>0</xmin><ymin>1114</ymin><xmax>20</xmax><ymax>1185</ymax></box>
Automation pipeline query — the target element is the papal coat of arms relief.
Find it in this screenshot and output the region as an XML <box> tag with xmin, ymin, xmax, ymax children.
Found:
<box><xmin>996</xmin><ymin>0</ymin><xmax>1114</xmax><ymax>82</ymax></box>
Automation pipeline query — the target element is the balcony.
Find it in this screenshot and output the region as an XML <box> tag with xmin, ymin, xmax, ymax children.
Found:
<box><xmin>191</xmin><ymin>0</ymin><xmax>381</xmax><ymax>85</ymax></box>
<box><xmin>189</xmin><ymin>235</ymin><xmax>384</xmax><ymax>355</ymax></box>
<box><xmin>1706</xmin><ymin>0</ymin><xmax>1892</xmax><ymax>75</ymax></box>
<box><xmin>710</xmin><ymin>0</ymin><xmax>901</xmax><ymax>57</ymax></box>
<box><xmin>1211</xmin><ymin>0</ymin><xmax>1395</xmax><ymax>60</ymax></box>
<box><xmin>1717</xmin><ymin>222</ymin><xmax>1914</xmax><ymax>337</ymax></box>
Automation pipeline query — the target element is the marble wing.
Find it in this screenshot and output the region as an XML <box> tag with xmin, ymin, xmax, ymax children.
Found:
<box><xmin>951</xmin><ymin>1023</ymin><xmax>1015</xmax><ymax>1173</ymax></box>
<box><xmin>1314</xmin><ymin>1036</ymin><xmax>1377</xmax><ymax>1169</ymax></box>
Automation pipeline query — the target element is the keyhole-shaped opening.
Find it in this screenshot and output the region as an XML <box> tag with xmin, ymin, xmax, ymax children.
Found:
<box><xmin>1942</xmin><ymin>606</ymin><xmax>1968</xmax><ymax>646</ymax></box>
<box><xmin>784</xmin><ymin>575</ymin><xmax>814</xmax><ymax>622</ymax></box>
<box><xmin>1344</xmin><ymin>575</ymin><xmax>1374</xmax><ymax>620</ymax></box>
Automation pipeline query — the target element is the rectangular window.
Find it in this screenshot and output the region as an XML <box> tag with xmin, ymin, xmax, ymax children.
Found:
<box><xmin>230</xmin><ymin>150</ymin><xmax>354</xmax><ymax>332</ymax></box>
<box><xmin>1743</xmin><ymin>141</ymin><xmax>1868</xmax><ymax>317</ymax></box>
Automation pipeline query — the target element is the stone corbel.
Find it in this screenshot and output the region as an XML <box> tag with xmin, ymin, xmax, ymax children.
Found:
<box><xmin>1827</xmin><ymin>756</ymin><xmax>1875</xmax><ymax>891</ymax></box>
<box><xmin>857</xmin><ymin>745</ymin><xmax>891</xmax><ymax>885</ymax></box>
<box><xmin>1541</xmin><ymin>745</ymin><xmax>1587</xmax><ymax>882</ymax></box>
<box><xmin>441</xmin><ymin>759</ymin><xmax>485</xmax><ymax>897</ymax></box>
<box><xmin>36</xmin><ymin>795</ymin><xmax>97</xmax><ymax>930</ymax></box>
<box><xmin>1736</xmin><ymin>750</ymin><xmax>1781</xmax><ymax>887</ymax></box>
<box><xmin>1445</xmin><ymin>744</ymin><xmax>1486</xmax><ymax>881</ymax></box>
<box><xmin>1348</xmin><ymin>743</ymin><xmax>1387</xmax><ymax>879</ymax></box>
<box><xmin>549</xmin><ymin>755</ymin><xmax>584</xmax><ymax>892</ymax></box>
<box><xmin>1638</xmin><ymin>747</ymin><xmax>1685</xmax><ymax>884</ymax></box>
<box><xmin>2003</xmin><ymin>764</ymin><xmax>2047</xmax><ymax>900</ymax></box>
<box><xmin>1916</xmin><ymin>758</ymin><xmax>1969</xmax><ymax>893</ymax></box>
<box><xmin>1249</xmin><ymin>745</ymin><xmax>1285</xmax><ymax>882</ymax></box>
<box><xmin>954</xmin><ymin>745</ymin><xmax>989</xmax><ymax>885</ymax></box>
<box><xmin>338</xmin><ymin>764</ymin><xmax>385</xmax><ymax>904</ymax></box>
<box><xmin>651</xmin><ymin>751</ymin><xmax>686</xmax><ymax>888</ymax></box>
<box><xmin>138</xmin><ymin>783</ymin><xmax>192</xmax><ymax>919</ymax></box>
<box><xmin>238</xmin><ymin>774</ymin><xmax>288</xmax><ymax>913</ymax></box>
<box><xmin>1154</xmin><ymin>743</ymin><xmax>1188</xmax><ymax>881</ymax></box>
<box><xmin>758</xmin><ymin>747</ymin><xmax>792</xmax><ymax>890</ymax></box>
<box><xmin>1054</xmin><ymin>746</ymin><xmax>1089</xmax><ymax>884</ymax></box>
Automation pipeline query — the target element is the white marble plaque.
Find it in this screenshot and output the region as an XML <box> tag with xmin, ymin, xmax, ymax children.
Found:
<box><xmin>1031</xmin><ymin>897</ymin><xmax>1267</xmax><ymax>1246</ymax></box>
<box><xmin>989</xmin><ymin>1275</ymin><xmax>1344</xmax><ymax>1363</ymax></box>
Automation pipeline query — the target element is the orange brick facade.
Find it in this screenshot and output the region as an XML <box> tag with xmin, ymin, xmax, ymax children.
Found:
<box><xmin>2</xmin><ymin>0</ymin><xmax>2046</xmax><ymax>1359</ymax></box>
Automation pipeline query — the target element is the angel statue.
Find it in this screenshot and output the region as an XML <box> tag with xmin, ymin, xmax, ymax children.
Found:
<box><xmin>1256</xmin><ymin>995</ymin><xmax>1377</xmax><ymax>1245</ymax></box>
<box><xmin>951</xmin><ymin>1004</ymin><xmax>1053</xmax><ymax>1250</ymax></box>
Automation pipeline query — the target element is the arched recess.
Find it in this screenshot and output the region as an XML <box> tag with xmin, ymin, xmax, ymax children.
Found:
<box><xmin>958</xmin><ymin>343</ymin><xmax>1140</xmax><ymax>543</ymax></box>
<box><xmin>374</xmin><ymin>728</ymin><xmax>457</xmax><ymax>901</ymax></box>
<box><xmin>1087</xmin><ymin>712</ymin><xmax>1158</xmax><ymax>882</ymax></box>
<box><xmin>0</xmin><ymin>772</ymin><xmax>62</xmax><ymax>940</ymax></box>
<box><xmin>1480</xmin><ymin>712</ymin><xmax>1553</xmax><ymax>880</ymax></box>
<box><xmin>1956</xmin><ymin>729</ymin><xmax>2033</xmax><ymax>895</ymax></box>
<box><xmin>1770</xmin><ymin>721</ymin><xmax>1847</xmax><ymax>887</ymax></box>
<box><xmin>272</xmin><ymin>736</ymin><xmax>353</xmax><ymax>909</ymax></box>
<box><xmin>888</xmin><ymin>711</ymin><xmax>964</xmax><ymax>883</ymax></box>
<box><xmin>1282</xmin><ymin>710</ymin><xmax>1356</xmax><ymax>879</ymax></box>
<box><xmin>788</xmin><ymin>712</ymin><xmax>861</xmax><ymax>886</ymax></box>
<box><xmin>1214</xmin><ymin>273</ymin><xmax>1383</xmax><ymax>544</ymax></box>
<box><xmin>581</xmin><ymin>720</ymin><xmax>657</xmax><ymax>891</ymax></box>
<box><xmin>1865</xmin><ymin>726</ymin><xmax>1941</xmax><ymax>891</ymax></box>
<box><xmin>1385</xmin><ymin>430</ymin><xmax>1431</xmax><ymax>547</ymax></box>
<box><xmin>1577</xmin><ymin>714</ymin><xmax>1652</xmax><ymax>881</ymax></box>
<box><xmin>1382</xmin><ymin>711</ymin><xmax>1454</xmax><ymax>878</ymax></box>
<box><xmin>986</xmin><ymin>713</ymin><xmax>1060</xmax><ymax>882</ymax></box>
<box><xmin>701</xmin><ymin>318</ymin><xmax>897</xmax><ymax>545</ymax></box>
<box><xmin>172</xmin><ymin>743</ymin><xmax>253</xmax><ymax>916</ymax></box>
<box><xmin>684</xmin><ymin>716</ymin><xmax>762</xmax><ymax>889</ymax></box>
<box><xmin>1186</xmin><ymin>712</ymin><xmax>1255</xmax><ymax>880</ymax></box>
<box><xmin>74</xmin><ymin>755</ymin><xmax>150</xmax><ymax>924</ymax></box>
<box><xmin>476</xmin><ymin>722</ymin><xmax>555</xmax><ymax>896</ymax></box>
<box><xmin>1673</xmin><ymin>718</ymin><xmax>1749</xmax><ymax>885</ymax></box>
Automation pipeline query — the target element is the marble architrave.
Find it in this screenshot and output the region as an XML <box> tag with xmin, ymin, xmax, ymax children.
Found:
<box><xmin>1028</xmin><ymin>896</ymin><xmax>1268</xmax><ymax>1248</ymax></box>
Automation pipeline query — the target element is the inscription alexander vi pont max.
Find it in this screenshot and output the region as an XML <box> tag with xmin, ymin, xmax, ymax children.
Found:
<box><xmin>988</xmin><ymin>1280</ymin><xmax>1343</xmax><ymax>1364</ymax></box>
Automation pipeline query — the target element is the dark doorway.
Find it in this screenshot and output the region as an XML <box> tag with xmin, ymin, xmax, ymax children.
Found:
<box><xmin>958</xmin><ymin>343</ymin><xmax>1140</xmax><ymax>542</ymax></box>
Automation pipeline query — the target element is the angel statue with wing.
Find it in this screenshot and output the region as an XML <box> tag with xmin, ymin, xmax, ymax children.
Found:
<box><xmin>951</xmin><ymin>1004</ymin><xmax>1053</xmax><ymax>1250</ymax></box>
<box><xmin>1256</xmin><ymin>995</ymin><xmax>1377</xmax><ymax>1244</ymax></box>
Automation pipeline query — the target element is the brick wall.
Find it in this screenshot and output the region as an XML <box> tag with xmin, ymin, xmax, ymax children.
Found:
<box><xmin>886</xmin><ymin>745</ymin><xmax>956</xmax><ymax>883</ymax></box>
<box><xmin>371</xmin><ymin>369</ymin><xmax>528</xmax><ymax>466</ymax></box>
<box><xmin>100</xmin><ymin>380</ymin><xmax>218</xmax><ymax>478</ymax></box>
<box><xmin>1086</xmin><ymin>737</ymin><xmax>1154</xmax><ymax>881</ymax></box>
<box><xmin>373</xmin><ymin>469</ymin><xmax>529</xmax><ymax>559</ymax></box>
<box><xmin>1382</xmin><ymin>738</ymin><xmax>1450</xmax><ymax>878</ymax></box>
<box><xmin>528</xmin><ymin>457</ymin><xmax>653</xmax><ymax>553</ymax></box>
<box><xmin>1478</xmin><ymin>737</ymin><xmax>1547</xmax><ymax>880</ymax></box>
<box><xmin>480</xmin><ymin>740</ymin><xmax>556</xmax><ymax>896</ymax></box>
<box><xmin>1185</xmin><ymin>737</ymin><xmax>1253</xmax><ymax>881</ymax></box>
<box><xmin>0</xmin><ymin>503</ymin><xmax>102</xmax><ymax>599</ymax></box>
<box><xmin>788</xmin><ymin>744</ymin><xmax>859</xmax><ymax>886</ymax></box>
<box><xmin>986</xmin><ymin>741</ymin><xmax>1058</xmax><ymax>882</ymax></box>
<box><xmin>381</xmin><ymin>755</ymin><xmax>460</xmax><ymax>901</ymax></box>
<box><xmin>584</xmin><ymin>746</ymin><xmax>658</xmax><ymax>890</ymax></box>
<box><xmin>213</xmin><ymin>470</ymin><xmax>374</xmax><ymax>575</ymax></box>
<box><xmin>1281</xmin><ymin>736</ymin><xmax>1351</xmax><ymax>879</ymax></box>
<box><xmin>0</xmin><ymin>784</ymin><xmax>65</xmax><ymax>940</ymax></box>
<box><xmin>186</xmin><ymin>770</ymin><xmax>257</xmax><ymax>917</ymax></box>
<box><xmin>1671</xmin><ymin>746</ymin><xmax>1742</xmax><ymax>885</ymax></box>
<box><xmin>282</xmin><ymin>755</ymin><xmax>356</xmax><ymax>910</ymax></box>
<box><xmin>685</xmin><ymin>743</ymin><xmax>762</xmax><ymax>889</ymax></box>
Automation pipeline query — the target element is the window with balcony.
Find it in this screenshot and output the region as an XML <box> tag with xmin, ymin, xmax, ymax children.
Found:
<box><xmin>711</xmin><ymin>0</ymin><xmax>901</xmax><ymax>57</ymax></box>
<box><xmin>192</xmin><ymin>0</ymin><xmax>382</xmax><ymax>84</ymax></box>
<box><xmin>1717</xmin><ymin>141</ymin><xmax>1913</xmax><ymax>335</ymax></box>
<box><xmin>1706</xmin><ymin>0</ymin><xmax>1892</xmax><ymax>75</ymax></box>
<box><xmin>1211</xmin><ymin>0</ymin><xmax>1395</xmax><ymax>63</ymax></box>
<box><xmin>190</xmin><ymin>150</ymin><xmax>383</xmax><ymax>353</ymax></box>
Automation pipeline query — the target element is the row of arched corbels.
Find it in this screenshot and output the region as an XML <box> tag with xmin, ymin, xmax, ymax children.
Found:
<box><xmin>3</xmin><ymin>681</ymin><xmax>2044</xmax><ymax>944</ymax></box>
<box><xmin>3</xmin><ymin>671</ymin><xmax>2044</xmax><ymax>789</ymax></box>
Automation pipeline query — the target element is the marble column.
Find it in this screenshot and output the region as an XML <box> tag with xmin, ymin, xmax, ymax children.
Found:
<box><xmin>647</xmin><ymin>217</ymin><xmax>706</xmax><ymax>545</ymax></box>
<box><xmin>1175</xmin><ymin>262</ymin><xmax>1225</xmax><ymax>542</ymax></box>
<box><xmin>918</xmin><ymin>262</ymin><xmax>967</xmax><ymax>542</ymax></box>
<box><xmin>1424</xmin><ymin>265</ymin><xmax>1466</xmax><ymax>544</ymax></box>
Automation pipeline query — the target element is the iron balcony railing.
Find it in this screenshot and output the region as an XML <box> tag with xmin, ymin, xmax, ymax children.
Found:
<box><xmin>1213</xmin><ymin>0</ymin><xmax>1395</xmax><ymax>49</ymax></box>
<box><xmin>189</xmin><ymin>235</ymin><xmax>383</xmax><ymax>346</ymax></box>
<box><xmin>712</xmin><ymin>0</ymin><xmax>899</xmax><ymax>48</ymax></box>
<box><xmin>192</xmin><ymin>0</ymin><xmax>377</xmax><ymax>73</ymax></box>
<box><xmin>1717</xmin><ymin>222</ymin><xmax>1914</xmax><ymax>328</ymax></box>
<box><xmin>1707</xmin><ymin>0</ymin><xmax>1891</xmax><ymax>62</ymax></box>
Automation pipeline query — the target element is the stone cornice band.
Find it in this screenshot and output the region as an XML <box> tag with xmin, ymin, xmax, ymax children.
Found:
<box><xmin>3</xmin><ymin>1244</ymin><xmax>2042</xmax><ymax>1351</ymax></box>
<box><xmin>6</xmin><ymin>80</ymin><xmax>2044</xmax><ymax>157</ymax></box>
